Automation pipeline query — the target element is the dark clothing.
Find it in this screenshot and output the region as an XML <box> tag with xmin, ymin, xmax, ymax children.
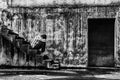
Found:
<box><xmin>33</xmin><ymin>40</ymin><xmax>46</xmax><ymax>53</ymax></box>
<box><xmin>43</xmin><ymin>55</ymin><xmax>49</xmax><ymax>60</ymax></box>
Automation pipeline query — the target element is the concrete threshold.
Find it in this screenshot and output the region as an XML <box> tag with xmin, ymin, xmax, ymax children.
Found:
<box><xmin>61</xmin><ymin>66</ymin><xmax>120</xmax><ymax>71</ymax></box>
<box><xmin>0</xmin><ymin>67</ymin><xmax>119</xmax><ymax>72</ymax></box>
<box><xmin>87</xmin><ymin>67</ymin><xmax>120</xmax><ymax>70</ymax></box>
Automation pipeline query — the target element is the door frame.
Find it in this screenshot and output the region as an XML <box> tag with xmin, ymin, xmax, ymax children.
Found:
<box><xmin>87</xmin><ymin>18</ymin><xmax>116</xmax><ymax>67</ymax></box>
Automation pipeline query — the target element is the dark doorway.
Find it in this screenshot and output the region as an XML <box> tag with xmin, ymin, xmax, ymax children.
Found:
<box><xmin>88</xmin><ymin>18</ymin><xmax>115</xmax><ymax>67</ymax></box>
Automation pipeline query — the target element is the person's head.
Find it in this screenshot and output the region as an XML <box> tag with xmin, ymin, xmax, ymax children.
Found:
<box><xmin>41</xmin><ymin>34</ymin><xmax>47</xmax><ymax>39</ymax></box>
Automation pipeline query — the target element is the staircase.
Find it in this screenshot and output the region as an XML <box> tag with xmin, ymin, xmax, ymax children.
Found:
<box><xmin>0</xmin><ymin>26</ymin><xmax>60</xmax><ymax>69</ymax></box>
<box><xmin>0</xmin><ymin>26</ymin><xmax>41</xmax><ymax>68</ymax></box>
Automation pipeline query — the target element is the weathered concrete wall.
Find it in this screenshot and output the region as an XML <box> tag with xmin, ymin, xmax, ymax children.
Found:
<box><xmin>6</xmin><ymin>8</ymin><xmax>87</xmax><ymax>67</ymax></box>
<box><xmin>1</xmin><ymin>5</ymin><xmax>120</xmax><ymax>67</ymax></box>
<box><xmin>115</xmin><ymin>8</ymin><xmax>120</xmax><ymax>67</ymax></box>
<box><xmin>5</xmin><ymin>6</ymin><xmax>119</xmax><ymax>67</ymax></box>
<box><xmin>11</xmin><ymin>0</ymin><xmax>120</xmax><ymax>6</ymax></box>
<box><xmin>0</xmin><ymin>0</ymin><xmax>8</xmax><ymax>9</ymax></box>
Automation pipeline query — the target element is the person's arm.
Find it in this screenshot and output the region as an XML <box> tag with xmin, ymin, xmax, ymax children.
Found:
<box><xmin>41</xmin><ymin>42</ymin><xmax>46</xmax><ymax>52</ymax></box>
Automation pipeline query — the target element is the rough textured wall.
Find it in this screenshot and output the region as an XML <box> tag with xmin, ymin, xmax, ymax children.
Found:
<box><xmin>2</xmin><ymin>6</ymin><xmax>120</xmax><ymax>67</ymax></box>
<box><xmin>116</xmin><ymin>8</ymin><xmax>120</xmax><ymax>67</ymax></box>
<box><xmin>8</xmin><ymin>8</ymin><xmax>88</xmax><ymax>67</ymax></box>
<box><xmin>0</xmin><ymin>0</ymin><xmax>8</xmax><ymax>9</ymax></box>
<box><xmin>12</xmin><ymin>0</ymin><xmax>120</xmax><ymax>6</ymax></box>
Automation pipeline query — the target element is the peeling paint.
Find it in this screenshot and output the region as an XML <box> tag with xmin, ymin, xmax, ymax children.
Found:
<box><xmin>1</xmin><ymin>6</ymin><xmax>120</xmax><ymax>67</ymax></box>
<box><xmin>11</xmin><ymin>0</ymin><xmax>120</xmax><ymax>6</ymax></box>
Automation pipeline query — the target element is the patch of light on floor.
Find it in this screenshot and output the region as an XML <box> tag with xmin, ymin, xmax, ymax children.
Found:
<box><xmin>51</xmin><ymin>70</ymin><xmax>77</xmax><ymax>74</ymax></box>
<box><xmin>70</xmin><ymin>69</ymin><xmax>87</xmax><ymax>71</ymax></box>
<box><xmin>94</xmin><ymin>74</ymin><xmax>120</xmax><ymax>79</ymax></box>
<box><xmin>16</xmin><ymin>75</ymin><xmax>71</xmax><ymax>80</ymax></box>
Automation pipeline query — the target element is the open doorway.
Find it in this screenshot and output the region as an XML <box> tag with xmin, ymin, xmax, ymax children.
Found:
<box><xmin>88</xmin><ymin>18</ymin><xmax>115</xmax><ymax>67</ymax></box>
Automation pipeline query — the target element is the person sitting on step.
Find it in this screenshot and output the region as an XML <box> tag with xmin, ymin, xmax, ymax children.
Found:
<box><xmin>30</xmin><ymin>33</ymin><xmax>47</xmax><ymax>54</ymax></box>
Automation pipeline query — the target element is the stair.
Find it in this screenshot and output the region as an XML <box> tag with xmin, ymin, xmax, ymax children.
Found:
<box><xmin>0</xmin><ymin>26</ymin><xmax>60</xmax><ymax>69</ymax></box>
<box><xmin>0</xmin><ymin>26</ymin><xmax>40</xmax><ymax>67</ymax></box>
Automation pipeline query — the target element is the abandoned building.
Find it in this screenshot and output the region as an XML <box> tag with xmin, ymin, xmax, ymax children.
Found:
<box><xmin>0</xmin><ymin>0</ymin><xmax>120</xmax><ymax>68</ymax></box>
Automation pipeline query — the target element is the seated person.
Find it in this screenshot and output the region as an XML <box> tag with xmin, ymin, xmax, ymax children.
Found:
<box><xmin>30</xmin><ymin>33</ymin><xmax>47</xmax><ymax>53</ymax></box>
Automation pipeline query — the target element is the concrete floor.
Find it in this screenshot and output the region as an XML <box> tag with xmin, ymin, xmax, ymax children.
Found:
<box><xmin>0</xmin><ymin>69</ymin><xmax>119</xmax><ymax>80</ymax></box>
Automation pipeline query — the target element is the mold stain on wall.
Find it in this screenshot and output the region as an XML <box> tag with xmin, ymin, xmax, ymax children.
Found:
<box><xmin>1</xmin><ymin>5</ymin><xmax>120</xmax><ymax>67</ymax></box>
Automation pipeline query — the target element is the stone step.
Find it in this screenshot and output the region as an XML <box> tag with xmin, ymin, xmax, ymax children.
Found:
<box><xmin>7</xmin><ymin>34</ymin><xmax>16</xmax><ymax>42</ymax></box>
<box><xmin>29</xmin><ymin>49</ymin><xmax>38</xmax><ymax>65</ymax></box>
<box><xmin>15</xmin><ymin>39</ymin><xmax>24</xmax><ymax>47</ymax></box>
<box><xmin>15</xmin><ymin>36</ymin><xmax>24</xmax><ymax>40</ymax></box>
<box><xmin>29</xmin><ymin>49</ymin><xmax>38</xmax><ymax>54</ymax></box>
<box><xmin>22</xmin><ymin>40</ymin><xmax>30</xmax><ymax>45</ymax></box>
<box><xmin>8</xmin><ymin>30</ymin><xmax>18</xmax><ymax>36</ymax></box>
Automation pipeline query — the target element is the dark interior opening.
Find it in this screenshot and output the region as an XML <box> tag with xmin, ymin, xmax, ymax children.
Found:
<box><xmin>88</xmin><ymin>18</ymin><xmax>115</xmax><ymax>67</ymax></box>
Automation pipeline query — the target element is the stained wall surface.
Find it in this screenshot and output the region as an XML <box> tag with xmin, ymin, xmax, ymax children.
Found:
<box><xmin>1</xmin><ymin>5</ymin><xmax>120</xmax><ymax>67</ymax></box>
<box><xmin>11</xmin><ymin>0</ymin><xmax>120</xmax><ymax>6</ymax></box>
